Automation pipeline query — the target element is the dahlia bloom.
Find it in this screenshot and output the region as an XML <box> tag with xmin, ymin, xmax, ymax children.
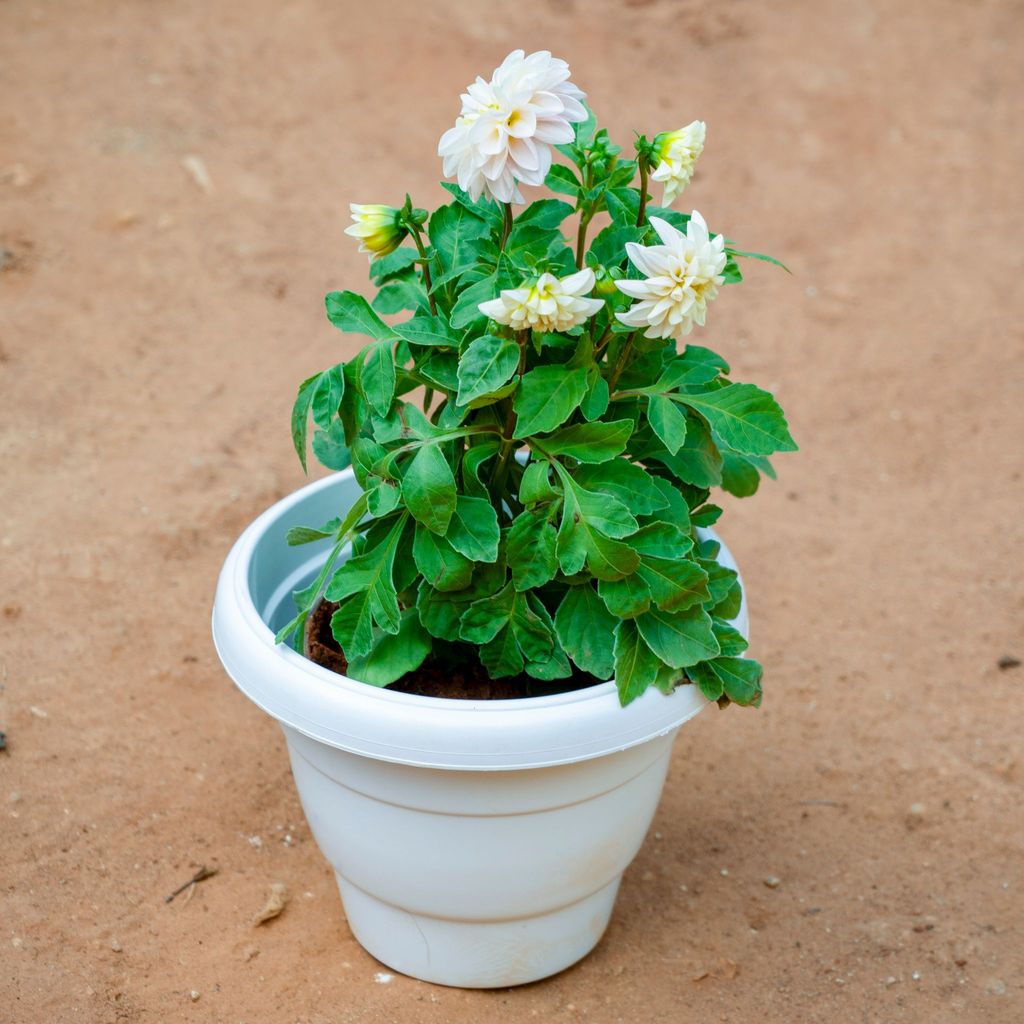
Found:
<box><xmin>345</xmin><ymin>204</ymin><xmax>406</xmax><ymax>260</ymax></box>
<box><xmin>615</xmin><ymin>213</ymin><xmax>726</xmax><ymax>339</ymax></box>
<box><xmin>479</xmin><ymin>268</ymin><xmax>604</xmax><ymax>333</ymax></box>
<box><xmin>649</xmin><ymin>121</ymin><xmax>706</xmax><ymax>206</ymax></box>
<box><xmin>438</xmin><ymin>50</ymin><xmax>587</xmax><ymax>204</ymax></box>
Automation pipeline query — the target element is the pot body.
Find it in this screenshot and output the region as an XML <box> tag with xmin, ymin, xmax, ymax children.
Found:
<box><xmin>212</xmin><ymin>470</ymin><xmax>748</xmax><ymax>987</ymax></box>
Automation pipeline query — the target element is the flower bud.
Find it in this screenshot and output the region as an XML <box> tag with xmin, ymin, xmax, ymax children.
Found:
<box><xmin>345</xmin><ymin>204</ymin><xmax>408</xmax><ymax>260</ymax></box>
<box><xmin>650</xmin><ymin>121</ymin><xmax>705</xmax><ymax>206</ymax></box>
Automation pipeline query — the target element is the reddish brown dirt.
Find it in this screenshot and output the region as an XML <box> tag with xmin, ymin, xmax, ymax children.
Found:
<box><xmin>2</xmin><ymin>1</ymin><xmax>1022</xmax><ymax>1021</ymax></box>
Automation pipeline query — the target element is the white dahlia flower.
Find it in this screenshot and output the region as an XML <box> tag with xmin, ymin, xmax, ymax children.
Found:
<box><xmin>615</xmin><ymin>212</ymin><xmax>726</xmax><ymax>339</ymax></box>
<box><xmin>438</xmin><ymin>49</ymin><xmax>587</xmax><ymax>204</ymax></box>
<box><xmin>344</xmin><ymin>203</ymin><xmax>406</xmax><ymax>260</ymax></box>
<box><xmin>649</xmin><ymin>121</ymin><xmax>706</xmax><ymax>206</ymax></box>
<box><xmin>479</xmin><ymin>268</ymin><xmax>604</xmax><ymax>333</ymax></box>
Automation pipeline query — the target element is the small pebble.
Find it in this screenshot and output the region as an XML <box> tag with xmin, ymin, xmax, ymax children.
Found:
<box><xmin>374</xmin><ymin>972</ymin><xmax>393</xmax><ymax>984</ymax></box>
<box><xmin>110</xmin><ymin>939</ymin><xmax>123</xmax><ymax>953</ymax></box>
<box><xmin>908</xmin><ymin>802</ymin><xmax>926</xmax><ymax>815</ymax></box>
<box><xmin>640</xmin><ymin>870</ymin><xmax>655</xmax><ymax>882</ymax></box>
<box><xmin>763</xmin><ymin>876</ymin><xmax>781</xmax><ymax>889</ymax></box>
<box><xmin>720</xmin><ymin>868</ymin><xmax>729</xmax><ymax>877</ymax></box>
<box><xmin>986</xmin><ymin>978</ymin><xmax>1007</xmax><ymax>995</ymax></box>
<box><xmin>29</xmin><ymin>706</ymin><xmax>48</xmax><ymax>718</ymax></box>
<box><xmin>996</xmin><ymin>655</ymin><xmax>1020</xmax><ymax>670</ymax></box>
<box><xmin>911</xmin><ymin>971</ymin><xmax>921</xmax><ymax>981</ymax></box>
<box><xmin>885</xmin><ymin>976</ymin><xmax>898</xmax><ymax>987</ymax></box>
<box><xmin>242</xmin><ymin>944</ymin><xmax>259</xmax><ymax>962</ymax></box>
<box><xmin>189</xmin><ymin>990</ymin><xmax>200</xmax><ymax>1002</ymax></box>
<box><xmin>248</xmin><ymin>835</ymin><xmax>262</xmax><ymax>848</ymax></box>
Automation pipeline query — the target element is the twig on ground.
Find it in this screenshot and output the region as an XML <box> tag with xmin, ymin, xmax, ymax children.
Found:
<box><xmin>165</xmin><ymin>865</ymin><xmax>219</xmax><ymax>904</ymax></box>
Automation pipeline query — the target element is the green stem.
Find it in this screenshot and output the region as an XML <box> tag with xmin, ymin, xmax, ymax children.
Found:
<box><xmin>408</xmin><ymin>224</ymin><xmax>437</xmax><ymax>315</ymax></box>
<box><xmin>500</xmin><ymin>202</ymin><xmax>514</xmax><ymax>250</ymax></box>
<box><xmin>636</xmin><ymin>158</ymin><xmax>650</xmax><ymax>227</ymax></box>
<box><xmin>489</xmin><ymin>329</ymin><xmax>528</xmax><ymax>504</ymax></box>
<box><xmin>575</xmin><ymin>209</ymin><xmax>593</xmax><ymax>269</ymax></box>
<box><xmin>607</xmin><ymin>331</ymin><xmax>638</xmax><ymax>393</ymax></box>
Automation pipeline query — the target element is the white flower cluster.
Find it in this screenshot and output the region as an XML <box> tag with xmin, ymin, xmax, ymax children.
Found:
<box><xmin>615</xmin><ymin>213</ymin><xmax>726</xmax><ymax>339</ymax></box>
<box><xmin>479</xmin><ymin>268</ymin><xmax>603</xmax><ymax>334</ymax></box>
<box><xmin>438</xmin><ymin>49</ymin><xmax>587</xmax><ymax>204</ymax></box>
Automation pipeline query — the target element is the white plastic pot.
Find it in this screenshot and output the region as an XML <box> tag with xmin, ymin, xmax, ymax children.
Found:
<box><xmin>212</xmin><ymin>470</ymin><xmax>748</xmax><ymax>988</ymax></box>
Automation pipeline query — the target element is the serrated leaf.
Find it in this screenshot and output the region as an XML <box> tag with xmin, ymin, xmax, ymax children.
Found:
<box><xmin>447</xmin><ymin>495</ymin><xmax>500</xmax><ymax>562</ymax></box>
<box><xmin>368</xmin><ymin>247</ymin><xmax>419</xmax><ymax>283</ymax></box>
<box><xmin>613</xmin><ymin>618</ymin><xmax>661</xmax><ymax>706</ymax></box>
<box><xmin>721</xmin><ymin>452</ymin><xmax>762</xmax><ymax>497</ymax></box>
<box><xmin>512</xmin><ymin>365</ymin><xmax>589</xmax><ymax>438</ymax></box>
<box><xmin>456</xmin><ymin>334</ymin><xmax>520</xmax><ymax>406</ymax></box>
<box><xmin>392</xmin><ymin>315</ymin><xmax>460</xmax><ymax>349</ymax></box>
<box><xmin>580</xmin><ymin>371</ymin><xmax>610</xmax><ymax>421</ymax></box>
<box><xmin>541</xmin><ymin>419</ymin><xmax>633</xmax><ymax>463</ymax></box>
<box><xmin>428</xmin><ymin>202</ymin><xmax>492</xmax><ymax>275</ymax></box>
<box><xmin>598</xmin><ymin>573</ymin><xmax>652</xmax><ymax>618</ymax></box>
<box><xmin>507</xmin><ymin>507</ymin><xmax>558</xmax><ymax>590</ymax></box>
<box><xmin>654</xmin><ymin>414</ymin><xmax>723</xmax><ymax>488</ymax></box>
<box><xmin>359</xmin><ymin>342</ymin><xmax>396</xmax><ymax>417</ymax></box>
<box><xmin>290</xmin><ymin>373</ymin><xmax>319</xmax><ymax>472</ymax></box>
<box><xmin>325</xmin><ymin>515</ymin><xmax>407</xmax><ymax>658</ymax></box>
<box><xmin>709</xmin><ymin>656</ymin><xmax>763</xmax><ymax>704</ymax></box>
<box><xmin>403</xmin><ymin>443</ymin><xmax>456</xmax><ymax>535</ymax></box>
<box><xmin>311</xmin><ymin>364</ymin><xmax>345</xmax><ymax>430</ymax></box>
<box><xmin>554</xmin><ymin>585</ymin><xmax>616</xmax><ymax>679</ymax></box>
<box><xmin>588</xmin><ymin>223</ymin><xmax>646</xmax><ymax>268</ymax></box>
<box><xmin>516</xmin><ymin>198</ymin><xmax>574</xmax><ymax>230</ymax></box>
<box><xmin>679</xmin><ymin>384</ymin><xmax>797</xmax><ymax>457</ymax></box>
<box><xmin>412</xmin><ymin>523</ymin><xmax>473</xmax><ymax>592</ymax></box>
<box><xmin>325</xmin><ymin>290</ymin><xmax>397</xmax><ymax>341</ymax></box>
<box><xmin>545</xmin><ymin>164</ymin><xmax>581</xmax><ymax>198</ymax></box>
<box><xmin>451</xmin><ymin>274</ymin><xmax>497</xmax><ymax>331</ymax></box>
<box><xmin>712</xmin><ymin>619</ymin><xmax>749</xmax><ymax>656</ymax></box>
<box><xmin>311</xmin><ymin>419</ymin><xmax>351</xmax><ymax>470</ymax></box>
<box><xmin>346</xmin><ymin>609</ymin><xmax>432</xmax><ymax>687</ymax></box>
<box><xmin>555</xmin><ymin>471</ymin><xmax>639</xmax><ymax>581</ymax></box>
<box><xmin>647</xmin><ymin>394</ymin><xmax>688</xmax><ymax>455</ymax></box>
<box><xmin>519</xmin><ymin>459</ymin><xmax>560</xmax><ymax>505</ymax></box>
<box><xmin>574</xmin><ymin>459</ymin><xmax>668</xmax><ymax>515</ymax></box>
<box><xmin>440</xmin><ymin>182</ymin><xmax>503</xmax><ymax>229</ymax></box>
<box><xmin>635</xmin><ymin>606</ymin><xmax>720</xmax><ymax>669</ymax></box>
<box><xmin>372</xmin><ymin>274</ymin><xmax>429</xmax><ymax>315</ymax></box>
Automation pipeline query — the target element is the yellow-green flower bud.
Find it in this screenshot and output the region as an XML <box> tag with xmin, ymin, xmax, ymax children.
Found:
<box><xmin>344</xmin><ymin>204</ymin><xmax>407</xmax><ymax>260</ymax></box>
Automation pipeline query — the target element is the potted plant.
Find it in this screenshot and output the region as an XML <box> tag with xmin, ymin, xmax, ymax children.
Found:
<box><xmin>213</xmin><ymin>48</ymin><xmax>795</xmax><ymax>988</ymax></box>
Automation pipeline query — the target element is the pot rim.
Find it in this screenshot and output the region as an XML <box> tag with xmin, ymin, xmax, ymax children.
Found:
<box><xmin>212</xmin><ymin>469</ymin><xmax>749</xmax><ymax>770</ymax></box>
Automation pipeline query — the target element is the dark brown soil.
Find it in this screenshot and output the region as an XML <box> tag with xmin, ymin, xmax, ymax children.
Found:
<box><xmin>306</xmin><ymin>599</ymin><xmax>602</xmax><ymax>699</ymax></box>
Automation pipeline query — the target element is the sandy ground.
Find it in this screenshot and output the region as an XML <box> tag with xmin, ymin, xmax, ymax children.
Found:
<box><xmin>2</xmin><ymin>1</ymin><xmax>1023</xmax><ymax>1021</ymax></box>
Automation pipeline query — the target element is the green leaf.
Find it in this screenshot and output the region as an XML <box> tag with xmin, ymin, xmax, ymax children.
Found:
<box><xmin>290</xmin><ymin>373</ymin><xmax>319</xmax><ymax>472</ymax></box>
<box><xmin>519</xmin><ymin>459</ymin><xmax>559</xmax><ymax>505</ymax></box>
<box><xmin>605</xmin><ymin>188</ymin><xmax>640</xmax><ymax>226</ymax></box>
<box><xmin>311</xmin><ymin>364</ymin><xmax>345</xmax><ymax>430</ymax></box>
<box><xmin>359</xmin><ymin>342</ymin><xmax>396</xmax><ymax>417</ymax></box>
<box><xmin>325</xmin><ymin>515</ymin><xmax>407</xmax><ymax>658</ymax></box>
<box><xmin>555</xmin><ymin>585</ymin><xmax>616</xmax><ymax>679</ymax></box>
<box><xmin>544</xmin><ymin>164</ymin><xmax>582</xmax><ymax>198</ymax></box>
<box><xmin>636</xmin><ymin>556</ymin><xmax>709</xmax><ymax>613</ymax></box>
<box><xmin>447</xmin><ymin>495</ymin><xmax>500</xmax><ymax>563</ymax></box>
<box><xmin>412</xmin><ymin>523</ymin><xmax>473</xmax><ymax>592</ymax></box>
<box><xmin>513</xmin><ymin>365</ymin><xmax>589</xmax><ymax>438</ymax></box>
<box><xmin>726</xmin><ymin>247</ymin><xmax>791</xmax><ymax>273</ymax></box>
<box><xmin>554</xmin><ymin>471</ymin><xmax>640</xmax><ymax>581</ymax></box>
<box><xmin>588</xmin><ymin>223</ymin><xmax>646</xmax><ymax>268</ymax></box>
<box><xmin>461</xmin><ymin>582</ymin><xmax>556</xmax><ymax>678</ymax></box>
<box><xmin>372</xmin><ymin>274</ymin><xmax>429</xmax><ymax>315</ymax></box>
<box><xmin>541</xmin><ymin>419</ymin><xmax>633</xmax><ymax>463</ymax></box>
<box><xmin>440</xmin><ymin>182</ymin><xmax>503</xmax><ymax>229</ymax></box>
<box><xmin>712</xmin><ymin>619</ymin><xmax>749</xmax><ymax>656</ymax></box>
<box><xmin>557</xmin><ymin>471</ymin><xmax>638</xmax><ymax>538</ymax></box>
<box><xmin>654</xmin><ymin>414</ymin><xmax>723</xmax><ymax>488</ymax></box>
<box><xmin>507</xmin><ymin>507</ymin><xmax>558</xmax><ymax>590</ymax></box>
<box><xmin>392</xmin><ymin>315</ymin><xmax>460</xmax><ymax>349</ymax></box>
<box><xmin>456</xmin><ymin>334</ymin><xmax>520</xmax><ymax>406</ymax></box>
<box><xmin>516</xmin><ymin>199</ymin><xmax>574</xmax><ymax>230</ymax></box>
<box><xmin>721</xmin><ymin>452</ymin><xmax>762</xmax><ymax>498</ymax></box>
<box><xmin>613</xmin><ymin>619</ymin><xmax>661</xmax><ymax>705</ymax></box>
<box><xmin>678</xmin><ymin>384</ymin><xmax>797</xmax><ymax>457</ymax></box>
<box><xmin>691</xmin><ymin>504</ymin><xmax>722</xmax><ymax>527</ymax></box>
<box><xmin>368</xmin><ymin>247</ymin><xmax>418</xmax><ymax>283</ymax></box>
<box><xmin>311</xmin><ymin>420</ymin><xmax>351</xmax><ymax>470</ymax></box>
<box><xmin>683</xmin><ymin>344</ymin><xmax>730</xmax><ymax>374</ymax></box>
<box><xmin>366</xmin><ymin>479</ymin><xmax>401</xmax><ymax>517</ymax></box>
<box><xmin>346</xmin><ymin>610</ymin><xmax>432</xmax><ymax>687</ymax></box>
<box><xmin>428</xmin><ymin>202</ymin><xmax>492</xmax><ymax>275</ymax></box>
<box><xmin>647</xmin><ymin>394</ymin><xmax>688</xmax><ymax>456</ymax></box>
<box><xmin>597</xmin><ymin>574</ymin><xmax>652</xmax><ymax>618</ymax></box>
<box><xmin>574</xmin><ymin>459</ymin><xmax>668</xmax><ymax>515</ymax></box>
<box><xmin>285</xmin><ymin>519</ymin><xmax>342</xmax><ymax>546</ymax></box>
<box><xmin>451</xmin><ymin>274</ymin><xmax>497</xmax><ymax>331</ymax></box>
<box><xmin>635</xmin><ymin>606</ymin><xmax>720</xmax><ymax>669</ymax></box>
<box><xmin>580</xmin><ymin>371</ymin><xmax>610</xmax><ymax>421</ymax></box>
<box><xmin>462</xmin><ymin>440</ymin><xmax>500</xmax><ymax>499</ymax></box>
<box><xmin>325</xmin><ymin>290</ymin><xmax>397</xmax><ymax>341</ymax></box>
<box><xmin>403</xmin><ymin>444</ymin><xmax>456</xmax><ymax>535</ymax></box>
<box><xmin>690</xmin><ymin>656</ymin><xmax>762</xmax><ymax>706</ymax></box>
